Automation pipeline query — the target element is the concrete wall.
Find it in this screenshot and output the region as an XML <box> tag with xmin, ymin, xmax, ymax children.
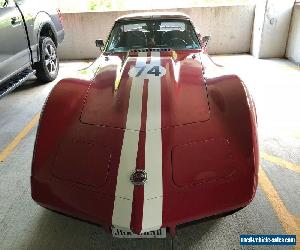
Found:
<box><xmin>251</xmin><ymin>0</ymin><xmax>295</xmax><ymax>58</ymax></box>
<box><xmin>58</xmin><ymin>5</ymin><xmax>255</xmax><ymax>60</ymax></box>
<box><xmin>286</xmin><ymin>4</ymin><xmax>300</xmax><ymax>64</ymax></box>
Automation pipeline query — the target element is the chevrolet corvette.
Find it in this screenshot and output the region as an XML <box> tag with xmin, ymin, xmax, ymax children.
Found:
<box><xmin>31</xmin><ymin>12</ymin><xmax>259</xmax><ymax>238</ymax></box>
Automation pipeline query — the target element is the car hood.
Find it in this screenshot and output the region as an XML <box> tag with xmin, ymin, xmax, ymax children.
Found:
<box><xmin>80</xmin><ymin>50</ymin><xmax>210</xmax><ymax>131</ymax></box>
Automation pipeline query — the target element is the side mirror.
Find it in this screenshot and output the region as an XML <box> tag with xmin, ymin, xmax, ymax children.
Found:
<box><xmin>95</xmin><ymin>39</ymin><xmax>104</xmax><ymax>49</ymax></box>
<box><xmin>201</xmin><ymin>35</ymin><xmax>211</xmax><ymax>49</ymax></box>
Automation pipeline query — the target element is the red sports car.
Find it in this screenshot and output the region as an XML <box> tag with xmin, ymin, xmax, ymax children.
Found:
<box><xmin>31</xmin><ymin>12</ymin><xmax>259</xmax><ymax>238</ymax></box>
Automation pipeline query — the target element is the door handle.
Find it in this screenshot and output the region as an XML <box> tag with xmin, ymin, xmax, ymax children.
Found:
<box><xmin>11</xmin><ymin>17</ymin><xmax>21</xmax><ymax>26</ymax></box>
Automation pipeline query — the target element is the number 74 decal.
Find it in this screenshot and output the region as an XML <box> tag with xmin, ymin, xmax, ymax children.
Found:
<box><xmin>129</xmin><ymin>65</ymin><xmax>166</xmax><ymax>79</ymax></box>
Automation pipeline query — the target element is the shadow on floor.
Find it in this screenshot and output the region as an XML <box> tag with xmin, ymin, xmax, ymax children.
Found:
<box><xmin>13</xmin><ymin>77</ymin><xmax>43</xmax><ymax>93</ymax></box>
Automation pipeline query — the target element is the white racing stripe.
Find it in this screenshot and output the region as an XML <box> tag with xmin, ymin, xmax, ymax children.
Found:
<box><xmin>142</xmin><ymin>52</ymin><xmax>163</xmax><ymax>232</ymax></box>
<box><xmin>112</xmin><ymin>51</ymin><xmax>164</xmax><ymax>232</ymax></box>
<box><xmin>112</xmin><ymin>52</ymin><xmax>147</xmax><ymax>229</ymax></box>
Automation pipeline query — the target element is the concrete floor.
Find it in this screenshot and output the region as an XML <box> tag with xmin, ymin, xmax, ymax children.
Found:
<box><xmin>0</xmin><ymin>55</ymin><xmax>299</xmax><ymax>250</ymax></box>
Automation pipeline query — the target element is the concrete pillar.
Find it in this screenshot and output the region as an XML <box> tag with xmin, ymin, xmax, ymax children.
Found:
<box><xmin>251</xmin><ymin>0</ymin><xmax>295</xmax><ymax>58</ymax></box>
<box><xmin>286</xmin><ymin>4</ymin><xmax>300</xmax><ymax>64</ymax></box>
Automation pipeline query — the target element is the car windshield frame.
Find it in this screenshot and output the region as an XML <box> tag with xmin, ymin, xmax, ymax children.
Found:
<box><xmin>104</xmin><ymin>19</ymin><xmax>201</xmax><ymax>53</ymax></box>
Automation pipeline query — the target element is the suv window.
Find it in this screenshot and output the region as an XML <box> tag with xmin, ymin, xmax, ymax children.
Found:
<box><xmin>0</xmin><ymin>0</ymin><xmax>8</xmax><ymax>8</ymax></box>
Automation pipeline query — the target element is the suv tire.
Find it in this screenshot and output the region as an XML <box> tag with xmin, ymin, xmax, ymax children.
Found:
<box><xmin>35</xmin><ymin>36</ymin><xmax>59</xmax><ymax>83</ymax></box>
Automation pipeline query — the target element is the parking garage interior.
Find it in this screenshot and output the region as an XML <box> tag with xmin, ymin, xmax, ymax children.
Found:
<box><xmin>0</xmin><ymin>0</ymin><xmax>300</xmax><ymax>249</ymax></box>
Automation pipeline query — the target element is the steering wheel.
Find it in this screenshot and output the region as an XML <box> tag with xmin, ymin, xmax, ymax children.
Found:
<box><xmin>169</xmin><ymin>38</ymin><xmax>187</xmax><ymax>47</ymax></box>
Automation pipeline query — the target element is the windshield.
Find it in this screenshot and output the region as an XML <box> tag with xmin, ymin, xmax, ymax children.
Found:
<box><xmin>106</xmin><ymin>19</ymin><xmax>200</xmax><ymax>52</ymax></box>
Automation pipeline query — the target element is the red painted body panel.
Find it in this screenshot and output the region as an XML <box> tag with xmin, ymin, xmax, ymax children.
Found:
<box><xmin>31</xmin><ymin>48</ymin><xmax>258</xmax><ymax>235</ymax></box>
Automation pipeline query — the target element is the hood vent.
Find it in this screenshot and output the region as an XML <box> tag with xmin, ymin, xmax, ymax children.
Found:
<box><xmin>80</xmin><ymin>52</ymin><xmax>210</xmax><ymax>131</ymax></box>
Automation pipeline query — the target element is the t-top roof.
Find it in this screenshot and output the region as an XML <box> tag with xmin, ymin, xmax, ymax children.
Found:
<box><xmin>116</xmin><ymin>12</ymin><xmax>191</xmax><ymax>22</ymax></box>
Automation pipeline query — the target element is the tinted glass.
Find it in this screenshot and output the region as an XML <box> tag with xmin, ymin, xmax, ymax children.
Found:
<box><xmin>106</xmin><ymin>19</ymin><xmax>200</xmax><ymax>52</ymax></box>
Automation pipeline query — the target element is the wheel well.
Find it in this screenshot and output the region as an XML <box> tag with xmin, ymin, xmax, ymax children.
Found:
<box><xmin>39</xmin><ymin>24</ymin><xmax>57</xmax><ymax>46</ymax></box>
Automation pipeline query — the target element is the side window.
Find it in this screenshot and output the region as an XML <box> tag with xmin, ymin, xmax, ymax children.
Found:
<box><xmin>0</xmin><ymin>0</ymin><xmax>8</xmax><ymax>8</ymax></box>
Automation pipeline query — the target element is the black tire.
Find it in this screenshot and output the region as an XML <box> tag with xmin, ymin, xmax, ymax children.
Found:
<box><xmin>34</xmin><ymin>36</ymin><xmax>59</xmax><ymax>83</ymax></box>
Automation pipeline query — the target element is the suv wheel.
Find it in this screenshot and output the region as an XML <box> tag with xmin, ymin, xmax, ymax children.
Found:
<box><xmin>35</xmin><ymin>36</ymin><xmax>59</xmax><ymax>83</ymax></box>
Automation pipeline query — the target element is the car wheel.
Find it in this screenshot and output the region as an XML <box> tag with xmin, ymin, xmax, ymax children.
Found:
<box><xmin>35</xmin><ymin>36</ymin><xmax>59</xmax><ymax>83</ymax></box>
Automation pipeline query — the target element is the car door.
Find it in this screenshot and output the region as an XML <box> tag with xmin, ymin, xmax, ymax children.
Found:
<box><xmin>0</xmin><ymin>0</ymin><xmax>30</xmax><ymax>84</ymax></box>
